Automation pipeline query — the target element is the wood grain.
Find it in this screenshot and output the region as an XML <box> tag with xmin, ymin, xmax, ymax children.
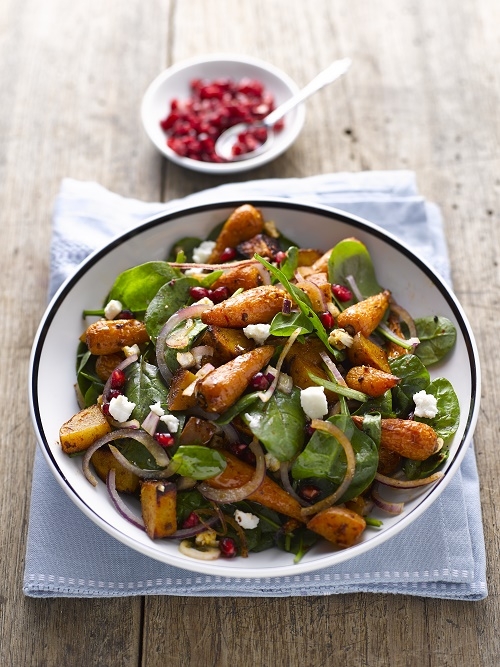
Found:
<box><xmin>1</xmin><ymin>0</ymin><xmax>499</xmax><ymax>665</ymax></box>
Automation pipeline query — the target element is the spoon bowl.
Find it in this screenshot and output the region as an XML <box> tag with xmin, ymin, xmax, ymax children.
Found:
<box><xmin>215</xmin><ymin>58</ymin><xmax>352</xmax><ymax>161</ymax></box>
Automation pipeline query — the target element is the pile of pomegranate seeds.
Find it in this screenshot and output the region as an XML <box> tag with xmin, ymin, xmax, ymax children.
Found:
<box><xmin>160</xmin><ymin>77</ymin><xmax>284</xmax><ymax>162</ymax></box>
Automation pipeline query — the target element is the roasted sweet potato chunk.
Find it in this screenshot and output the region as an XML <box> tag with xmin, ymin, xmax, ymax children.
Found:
<box><xmin>201</xmin><ymin>285</ymin><xmax>287</xmax><ymax>328</ymax></box>
<box><xmin>306</xmin><ymin>506</ymin><xmax>366</xmax><ymax>548</ymax></box>
<box><xmin>167</xmin><ymin>369</ymin><xmax>198</xmax><ymax>411</ymax></box>
<box><xmin>200</xmin><ymin>325</ymin><xmax>254</xmax><ymax>365</ymax></box>
<box><xmin>236</xmin><ymin>233</ymin><xmax>281</xmax><ymax>259</ymax></box>
<box><xmin>59</xmin><ymin>404</ymin><xmax>111</xmax><ymax>454</ymax></box>
<box><xmin>95</xmin><ymin>353</ymin><xmax>124</xmax><ymax>382</ymax></box>
<box><xmin>352</xmin><ymin>416</ymin><xmax>441</xmax><ymax>461</ymax></box>
<box><xmin>197</xmin><ymin>345</ymin><xmax>274</xmax><ymax>413</ymax></box>
<box><xmin>207</xmin><ymin>204</ymin><xmax>264</xmax><ymax>263</ymax></box>
<box><xmin>85</xmin><ymin>318</ymin><xmax>149</xmax><ymax>355</ymax></box>
<box><xmin>347</xmin><ymin>332</ymin><xmax>392</xmax><ymax>373</ymax></box>
<box><xmin>345</xmin><ymin>365</ymin><xmax>400</xmax><ymax>397</ymax></box>
<box><xmin>140</xmin><ymin>481</ymin><xmax>177</xmax><ymax>539</ymax></box>
<box><xmin>336</xmin><ymin>290</ymin><xmax>390</xmax><ymax>337</ymax></box>
<box><xmin>90</xmin><ymin>447</ymin><xmax>140</xmax><ymax>493</ymax></box>
<box><xmin>179</xmin><ymin>416</ymin><xmax>218</xmax><ymax>445</ymax></box>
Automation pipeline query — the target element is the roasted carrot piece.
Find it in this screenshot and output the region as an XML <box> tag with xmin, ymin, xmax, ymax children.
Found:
<box><xmin>345</xmin><ymin>365</ymin><xmax>400</xmax><ymax>397</ymax></box>
<box><xmin>201</xmin><ymin>285</ymin><xmax>287</xmax><ymax>328</ymax></box>
<box><xmin>207</xmin><ymin>204</ymin><xmax>264</xmax><ymax>263</ymax></box>
<box><xmin>352</xmin><ymin>416</ymin><xmax>441</xmax><ymax>461</ymax></box>
<box><xmin>85</xmin><ymin>319</ymin><xmax>149</xmax><ymax>355</ymax></box>
<box><xmin>336</xmin><ymin>290</ymin><xmax>391</xmax><ymax>337</ymax></box>
<box><xmin>306</xmin><ymin>507</ymin><xmax>366</xmax><ymax>548</ymax></box>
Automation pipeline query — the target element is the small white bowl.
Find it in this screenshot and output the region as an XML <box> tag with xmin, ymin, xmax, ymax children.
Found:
<box><xmin>141</xmin><ymin>54</ymin><xmax>305</xmax><ymax>174</ymax></box>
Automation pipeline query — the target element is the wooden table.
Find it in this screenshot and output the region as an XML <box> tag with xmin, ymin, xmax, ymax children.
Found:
<box><xmin>2</xmin><ymin>0</ymin><xmax>499</xmax><ymax>664</ymax></box>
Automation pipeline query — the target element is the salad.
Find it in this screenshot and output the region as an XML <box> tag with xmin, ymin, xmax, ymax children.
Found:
<box><xmin>60</xmin><ymin>204</ymin><xmax>460</xmax><ymax>563</ymax></box>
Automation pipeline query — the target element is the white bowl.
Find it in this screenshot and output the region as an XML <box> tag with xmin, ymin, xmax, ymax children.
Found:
<box><xmin>29</xmin><ymin>199</ymin><xmax>480</xmax><ymax>578</ymax></box>
<box><xmin>140</xmin><ymin>54</ymin><xmax>305</xmax><ymax>174</ymax></box>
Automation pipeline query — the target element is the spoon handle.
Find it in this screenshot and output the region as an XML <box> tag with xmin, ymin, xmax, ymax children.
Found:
<box><xmin>263</xmin><ymin>57</ymin><xmax>352</xmax><ymax>127</ymax></box>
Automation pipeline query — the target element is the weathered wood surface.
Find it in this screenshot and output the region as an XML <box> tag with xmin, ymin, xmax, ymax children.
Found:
<box><xmin>1</xmin><ymin>0</ymin><xmax>499</xmax><ymax>665</ymax></box>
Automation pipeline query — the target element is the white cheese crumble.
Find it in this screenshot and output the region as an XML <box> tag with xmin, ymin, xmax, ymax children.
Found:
<box><xmin>328</xmin><ymin>328</ymin><xmax>354</xmax><ymax>349</ymax></box>
<box><xmin>122</xmin><ymin>344</ymin><xmax>141</xmax><ymax>357</ymax></box>
<box><xmin>234</xmin><ymin>509</ymin><xmax>260</xmax><ymax>530</ymax></box>
<box><xmin>265</xmin><ymin>452</ymin><xmax>281</xmax><ymax>472</ymax></box>
<box><xmin>149</xmin><ymin>401</ymin><xmax>165</xmax><ymax>417</ymax></box>
<box><xmin>192</xmin><ymin>240</ymin><xmax>216</xmax><ymax>264</ymax></box>
<box><xmin>176</xmin><ymin>351</ymin><xmax>196</xmax><ymax>368</ymax></box>
<box><xmin>243</xmin><ymin>323</ymin><xmax>271</xmax><ymax>345</ymax></box>
<box><xmin>160</xmin><ymin>413</ymin><xmax>180</xmax><ymax>433</ymax></box>
<box><xmin>413</xmin><ymin>390</ymin><xmax>438</xmax><ymax>419</ymax></box>
<box><xmin>104</xmin><ymin>299</ymin><xmax>122</xmax><ymax>320</ymax></box>
<box><xmin>108</xmin><ymin>394</ymin><xmax>136</xmax><ymax>422</ymax></box>
<box><xmin>192</xmin><ymin>296</ymin><xmax>214</xmax><ymax>307</ymax></box>
<box><xmin>300</xmin><ymin>386</ymin><xmax>328</xmax><ymax>420</ymax></box>
<box><xmin>244</xmin><ymin>412</ymin><xmax>262</xmax><ymax>430</ymax></box>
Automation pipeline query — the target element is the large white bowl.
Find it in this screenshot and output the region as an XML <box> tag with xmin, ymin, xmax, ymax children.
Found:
<box><xmin>29</xmin><ymin>199</ymin><xmax>480</xmax><ymax>578</ymax></box>
<box><xmin>141</xmin><ymin>54</ymin><xmax>305</xmax><ymax>174</ymax></box>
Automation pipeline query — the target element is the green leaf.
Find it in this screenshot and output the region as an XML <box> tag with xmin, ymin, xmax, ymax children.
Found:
<box><xmin>161</xmin><ymin>319</ymin><xmax>208</xmax><ymax>375</ymax></box>
<box><xmin>214</xmin><ymin>392</ymin><xmax>261</xmax><ymax>425</ymax></box>
<box><xmin>168</xmin><ymin>237</ymin><xmax>203</xmax><ymax>262</ymax></box>
<box><xmin>125</xmin><ymin>359</ymin><xmax>169</xmax><ymax>423</ymax></box>
<box><xmin>328</xmin><ymin>238</ymin><xmax>383</xmax><ymax>303</ymax></box>
<box><xmin>352</xmin><ymin>390</ymin><xmax>394</xmax><ymax>418</ymax></box>
<box><xmin>308</xmin><ymin>373</ymin><xmax>369</xmax><ymax>403</ymax></box>
<box><xmin>291</xmin><ymin>414</ymin><xmax>378</xmax><ymax>502</ymax></box>
<box><xmin>414</xmin><ymin>377</ymin><xmax>460</xmax><ymax>441</ymax></box>
<box><xmin>403</xmin><ymin>448</ymin><xmax>450</xmax><ymax>480</ymax></box>
<box><xmin>170</xmin><ymin>446</ymin><xmax>226</xmax><ymax>480</ymax></box>
<box><xmin>270</xmin><ymin>311</ymin><xmax>314</xmax><ymax>337</ymax></box>
<box><xmin>241</xmin><ymin>387</ymin><xmax>306</xmax><ymax>461</ymax></box>
<box><xmin>107</xmin><ymin>261</ymin><xmax>181</xmax><ymax>312</ymax></box>
<box><xmin>144</xmin><ymin>276</ymin><xmax>199</xmax><ymax>342</ymax></box>
<box><xmin>414</xmin><ymin>316</ymin><xmax>457</xmax><ymax>366</ymax></box>
<box><xmin>278</xmin><ymin>246</ymin><xmax>299</xmax><ymax>280</ymax></box>
<box><xmin>176</xmin><ymin>489</ymin><xmax>211</xmax><ymax>523</ymax></box>
<box><xmin>389</xmin><ymin>354</ymin><xmax>430</xmax><ymax>414</ymax></box>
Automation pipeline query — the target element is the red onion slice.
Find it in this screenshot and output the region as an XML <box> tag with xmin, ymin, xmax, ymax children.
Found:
<box><xmin>279</xmin><ymin>462</ymin><xmax>310</xmax><ymax>507</ymax></box>
<box><xmin>141</xmin><ymin>410</ymin><xmax>160</xmax><ymax>436</ymax></box>
<box><xmin>106</xmin><ymin>469</ymin><xmax>145</xmax><ymax>530</ymax></box>
<box><xmin>164</xmin><ymin>514</ymin><xmax>220</xmax><ymax>540</ymax></box>
<box><xmin>374</xmin><ymin>471</ymin><xmax>444</xmax><ymax>488</ymax></box>
<box><xmin>320</xmin><ymin>350</ymin><xmax>348</xmax><ymax>387</ymax></box>
<box><xmin>197</xmin><ymin>440</ymin><xmax>266</xmax><ymax>503</ymax></box>
<box><xmin>390</xmin><ymin>302</ymin><xmax>417</xmax><ymax>338</ymax></box>
<box><xmin>258</xmin><ymin>327</ymin><xmax>302</xmax><ymax>403</ymax></box>
<box><xmin>371</xmin><ymin>483</ymin><xmax>405</xmax><ymax>515</ymax></box>
<box><xmin>169</xmin><ymin>259</ymin><xmax>262</xmax><ymax>271</ymax></box>
<box><xmin>300</xmin><ymin>419</ymin><xmax>357</xmax><ymax>517</ymax></box>
<box><xmin>82</xmin><ymin>428</ymin><xmax>170</xmax><ymax>486</ymax></box>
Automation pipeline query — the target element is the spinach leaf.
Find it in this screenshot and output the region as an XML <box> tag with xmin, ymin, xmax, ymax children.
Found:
<box><xmin>214</xmin><ymin>391</ymin><xmax>261</xmax><ymax>425</ymax></box>
<box><xmin>76</xmin><ymin>343</ymin><xmax>104</xmax><ymax>407</ymax></box>
<box><xmin>414</xmin><ymin>377</ymin><xmax>460</xmax><ymax>441</ymax></box>
<box><xmin>403</xmin><ymin>448</ymin><xmax>450</xmax><ymax>480</ymax></box>
<box><xmin>414</xmin><ymin>316</ymin><xmax>457</xmax><ymax>366</ymax></box>
<box><xmin>144</xmin><ymin>276</ymin><xmax>198</xmax><ymax>342</ymax></box>
<box><xmin>125</xmin><ymin>359</ymin><xmax>169</xmax><ymax>423</ymax></box>
<box><xmin>308</xmin><ymin>373</ymin><xmax>368</xmax><ymax>403</ymax></box>
<box><xmin>291</xmin><ymin>414</ymin><xmax>378</xmax><ymax>502</ymax></box>
<box><xmin>359</xmin><ymin>412</ymin><xmax>382</xmax><ymax>447</ymax></box>
<box><xmin>328</xmin><ymin>238</ymin><xmax>383</xmax><ymax>303</ymax></box>
<box><xmin>170</xmin><ymin>446</ymin><xmax>226</xmax><ymax>480</ymax></box>
<box><xmin>389</xmin><ymin>354</ymin><xmax>430</xmax><ymax>400</ymax></box>
<box><xmin>176</xmin><ymin>489</ymin><xmax>211</xmax><ymax>523</ymax></box>
<box><xmin>161</xmin><ymin>319</ymin><xmax>208</xmax><ymax>374</ymax></box>
<box><xmin>241</xmin><ymin>387</ymin><xmax>306</xmax><ymax>461</ymax></box>
<box><xmin>270</xmin><ymin>311</ymin><xmax>314</xmax><ymax>337</ymax></box>
<box><xmin>352</xmin><ymin>390</ymin><xmax>394</xmax><ymax>418</ymax></box>
<box><xmin>278</xmin><ymin>246</ymin><xmax>299</xmax><ymax>280</ymax></box>
<box><xmin>116</xmin><ymin>438</ymin><xmax>164</xmax><ymax>470</ymax></box>
<box><xmin>107</xmin><ymin>261</ymin><xmax>181</xmax><ymax>312</ymax></box>
<box><xmin>168</xmin><ymin>237</ymin><xmax>203</xmax><ymax>262</ymax></box>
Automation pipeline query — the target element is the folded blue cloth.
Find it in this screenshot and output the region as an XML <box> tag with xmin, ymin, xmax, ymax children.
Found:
<box><xmin>24</xmin><ymin>171</ymin><xmax>487</xmax><ymax>599</ymax></box>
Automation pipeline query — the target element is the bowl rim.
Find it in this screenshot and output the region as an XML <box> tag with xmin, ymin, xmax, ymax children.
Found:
<box><xmin>140</xmin><ymin>53</ymin><xmax>306</xmax><ymax>174</ymax></box>
<box><xmin>29</xmin><ymin>197</ymin><xmax>481</xmax><ymax>578</ymax></box>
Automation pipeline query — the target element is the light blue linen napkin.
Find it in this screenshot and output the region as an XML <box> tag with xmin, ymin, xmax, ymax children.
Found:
<box><xmin>24</xmin><ymin>171</ymin><xmax>487</xmax><ymax>599</ymax></box>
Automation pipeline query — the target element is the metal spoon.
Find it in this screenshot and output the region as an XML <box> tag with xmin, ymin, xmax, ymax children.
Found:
<box><xmin>214</xmin><ymin>57</ymin><xmax>352</xmax><ymax>161</ymax></box>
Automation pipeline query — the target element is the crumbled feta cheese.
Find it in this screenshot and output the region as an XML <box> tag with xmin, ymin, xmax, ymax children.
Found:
<box><xmin>234</xmin><ymin>509</ymin><xmax>260</xmax><ymax>530</ymax></box>
<box><xmin>184</xmin><ymin>268</ymin><xmax>204</xmax><ymax>277</ymax></box>
<box><xmin>108</xmin><ymin>394</ymin><xmax>136</xmax><ymax>422</ymax></box>
<box><xmin>176</xmin><ymin>351</ymin><xmax>196</xmax><ymax>368</ymax></box>
<box><xmin>123</xmin><ymin>343</ymin><xmax>141</xmax><ymax>357</ymax></box>
<box><xmin>192</xmin><ymin>345</ymin><xmax>213</xmax><ymax>367</ymax></box>
<box><xmin>328</xmin><ymin>328</ymin><xmax>354</xmax><ymax>349</ymax></box>
<box><xmin>300</xmin><ymin>386</ymin><xmax>328</xmax><ymax>420</ymax></box>
<box><xmin>244</xmin><ymin>412</ymin><xmax>262</xmax><ymax>430</ymax></box>
<box><xmin>265</xmin><ymin>452</ymin><xmax>281</xmax><ymax>472</ymax></box>
<box><xmin>413</xmin><ymin>390</ymin><xmax>438</xmax><ymax>419</ymax></box>
<box><xmin>192</xmin><ymin>240</ymin><xmax>216</xmax><ymax>264</ymax></box>
<box><xmin>192</xmin><ymin>296</ymin><xmax>214</xmax><ymax>307</ymax></box>
<box><xmin>149</xmin><ymin>401</ymin><xmax>165</xmax><ymax>417</ymax></box>
<box><xmin>160</xmin><ymin>413</ymin><xmax>180</xmax><ymax>433</ymax></box>
<box><xmin>243</xmin><ymin>323</ymin><xmax>271</xmax><ymax>345</ymax></box>
<box><xmin>104</xmin><ymin>299</ymin><xmax>122</xmax><ymax>320</ymax></box>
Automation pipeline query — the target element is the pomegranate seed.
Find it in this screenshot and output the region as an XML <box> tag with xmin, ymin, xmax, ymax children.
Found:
<box><xmin>182</xmin><ymin>512</ymin><xmax>200</xmax><ymax>529</ymax></box>
<box><xmin>189</xmin><ymin>286</ymin><xmax>210</xmax><ymax>300</ymax></box>
<box><xmin>274</xmin><ymin>251</ymin><xmax>287</xmax><ymax>264</ymax></box>
<box><xmin>305</xmin><ymin>423</ymin><xmax>315</xmax><ymax>439</ymax></box>
<box><xmin>320</xmin><ymin>312</ymin><xmax>334</xmax><ymax>329</ymax></box>
<box><xmin>219</xmin><ymin>537</ymin><xmax>238</xmax><ymax>558</ymax></box>
<box><xmin>210</xmin><ymin>286</ymin><xmax>230</xmax><ymax>303</ymax></box>
<box><xmin>154</xmin><ymin>433</ymin><xmax>175</xmax><ymax>448</ymax></box>
<box><xmin>110</xmin><ymin>369</ymin><xmax>127</xmax><ymax>389</ymax></box>
<box><xmin>101</xmin><ymin>403</ymin><xmax>110</xmax><ymax>416</ymax></box>
<box><xmin>332</xmin><ymin>284</ymin><xmax>353</xmax><ymax>302</ymax></box>
<box><xmin>218</xmin><ymin>247</ymin><xmax>237</xmax><ymax>262</ymax></box>
<box><xmin>107</xmin><ymin>389</ymin><xmax>122</xmax><ymax>401</ymax></box>
<box><xmin>116</xmin><ymin>309</ymin><xmax>134</xmax><ymax>319</ymax></box>
<box><xmin>228</xmin><ymin>443</ymin><xmax>255</xmax><ymax>465</ymax></box>
<box><xmin>249</xmin><ymin>372</ymin><xmax>270</xmax><ymax>391</ymax></box>
<box><xmin>299</xmin><ymin>485</ymin><xmax>321</xmax><ymax>502</ymax></box>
